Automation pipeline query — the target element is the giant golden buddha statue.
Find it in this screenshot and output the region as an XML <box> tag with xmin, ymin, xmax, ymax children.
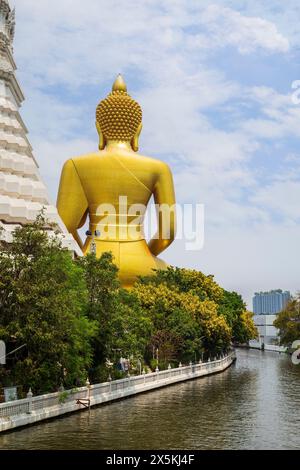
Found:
<box><xmin>57</xmin><ymin>75</ymin><xmax>176</xmax><ymax>288</ymax></box>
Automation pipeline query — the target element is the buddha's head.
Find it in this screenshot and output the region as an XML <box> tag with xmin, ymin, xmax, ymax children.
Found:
<box><xmin>96</xmin><ymin>75</ymin><xmax>143</xmax><ymax>152</ymax></box>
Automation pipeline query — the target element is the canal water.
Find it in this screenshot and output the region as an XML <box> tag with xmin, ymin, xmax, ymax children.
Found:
<box><xmin>0</xmin><ymin>349</ymin><xmax>299</xmax><ymax>450</ymax></box>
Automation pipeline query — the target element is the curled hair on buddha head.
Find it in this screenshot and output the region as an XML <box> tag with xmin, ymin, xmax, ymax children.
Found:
<box><xmin>96</xmin><ymin>74</ymin><xmax>143</xmax><ymax>142</ymax></box>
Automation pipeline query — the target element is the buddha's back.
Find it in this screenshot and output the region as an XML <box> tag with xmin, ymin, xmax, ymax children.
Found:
<box><xmin>57</xmin><ymin>75</ymin><xmax>176</xmax><ymax>287</ymax></box>
<box><xmin>73</xmin><ymin>148</ymin><xmax>164</xmax><ymax>209</ymax></box>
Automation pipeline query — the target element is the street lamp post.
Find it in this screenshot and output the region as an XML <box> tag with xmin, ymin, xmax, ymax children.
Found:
<box><xmin>0</xmin><ymin>341</ymin><xmax>6</xmax><ymax>365</ymax></box>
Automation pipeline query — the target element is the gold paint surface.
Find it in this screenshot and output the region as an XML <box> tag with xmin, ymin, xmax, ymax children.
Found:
<box><xmin>57</xmin><ymin>76</ymin><xmax>176</xmax><ymax>287</ymax></box>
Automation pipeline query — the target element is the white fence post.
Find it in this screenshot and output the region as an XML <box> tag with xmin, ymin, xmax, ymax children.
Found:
<box><xmin>27</xmin><ymin>388</ymin><xmax>33</xmax><ymax>414</ymax></box>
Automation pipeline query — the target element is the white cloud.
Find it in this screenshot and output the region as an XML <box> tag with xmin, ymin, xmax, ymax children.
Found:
<box><xmin>252</xmin><ymin>178</ymin><xmax>300</xmax><ymax>223</ymax></box>
<box><xmin>238</xmin><ymin>87</ymin><xmax>300</xmax><ymax>140</ymax></box>
<box><xmin>224</xmin><ymin>0</ymin><xmax>300</xmax><ymax>48</ymax></box>
<box><xmin>190</xmin><ymin>4</ymin><xmax>289</xmax><ymax>54</ymax></box>
<box><xmin>11</xmin><ymin>1</ymin><xmax>290</xmax><ymax>90</ymax></box>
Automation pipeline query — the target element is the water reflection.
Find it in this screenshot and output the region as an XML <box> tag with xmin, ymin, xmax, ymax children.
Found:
<box><xmin>0</xmin><ymin>349</ymin><xmax>299</xmax><ymax>450</ymax></box>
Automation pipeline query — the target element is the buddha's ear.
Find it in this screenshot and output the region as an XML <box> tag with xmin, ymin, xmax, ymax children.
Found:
<box><xmin>96</xmin><ymin>121</ymin><xmax>106</xmax><ymax>150</ymax></box>
<box><xmin>131</xmin><ymin>123</ymin><xmax>143</xmax><ymax>152</ymax></box>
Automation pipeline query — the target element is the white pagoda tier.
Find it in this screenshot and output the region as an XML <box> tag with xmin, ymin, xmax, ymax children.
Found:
<box><xmin>0</xmin><ymin>0</ymin><xmax>80</xmax><ymax>253</ymax></box>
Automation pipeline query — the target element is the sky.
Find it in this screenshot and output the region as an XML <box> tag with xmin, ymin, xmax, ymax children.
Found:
<box><xmin>10</xmin><ymin>0</ymin><xmax>300</xmax><ymax>307</ymax></box>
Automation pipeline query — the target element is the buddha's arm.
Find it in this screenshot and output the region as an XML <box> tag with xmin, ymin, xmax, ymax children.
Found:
<box><xmin>148</xmin><ymin>163</ymin><xmax>176</xmax><ymax>256</ymax></box>
<box><xmin>57</xmin><ymin>159</ymin><xmax>88</xmax><ymax>250</ymax></box>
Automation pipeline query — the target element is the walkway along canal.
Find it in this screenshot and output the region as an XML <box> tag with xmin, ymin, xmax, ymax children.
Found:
<box><xmin>0</xmin><ymin>352</ymin><xmax>235</xmax><ymax>433</ymax></box>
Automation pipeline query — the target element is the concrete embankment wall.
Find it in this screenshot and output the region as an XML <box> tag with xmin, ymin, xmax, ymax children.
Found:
<box><xmin>0</xmin><ymin>352</ymin><xmax>236</xmax><ymax>433</ymax></box>
<box><xmin>249</xmin><ymin>341</ymin><xmax>287</xmax><ymax>353</ymax></box>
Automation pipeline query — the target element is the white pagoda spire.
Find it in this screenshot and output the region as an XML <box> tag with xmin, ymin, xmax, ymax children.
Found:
<box><xmin>0</xmin><ymin>1</ymin><xmax>80</xmax><ymax>253</ymax></box>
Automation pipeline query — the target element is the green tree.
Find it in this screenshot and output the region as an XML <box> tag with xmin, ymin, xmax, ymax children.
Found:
<box><xmin>218</xmin><ymin>290</ymin><xmax>257</xmax><ymax>343</ymax></box>
<box><xmin>0</xmin><ymin>214</ymin><xmax>96</xmax><ymax>394</ymax></box>
<box><xmin>133</xmin><ymin>278</ymin><xmax>231</xmax><ymax>361</ymax></box>
<box><xmin>134</xmin><ymin>266</ymin><xmax>256</xmax><ymax>359</ymax></box>
<box><xmin>78</xmin><ymin>252</ymin><xmax>120</xmax><ymax>321</ymax></box>
<box><xmin>78</xmin><ymin>254</ymin><xmax>153</xmax><ymax>380</ymax></box>
<box><xmin>274</xmin><ymin>295</ymin><xmax>300</xmax><ymax>346</ymax></box>
<box><xmin>78</xmin><ymin>252</ymin><xmax>120</xmax><ymax>379</ymax></box>
<box><xmin>165</xmin><ymin>307</ymin><xmax>202</xmax><ymax>363</ymax></box>
<box><xmin>0</xmin><ymin>215</ymin><xmax>257</xmax><ymax>393</ymax></box>
<box><xmin>107</xmin><ymin>289</ymin><xmax>153</xmax><ymax>364</ymax></box>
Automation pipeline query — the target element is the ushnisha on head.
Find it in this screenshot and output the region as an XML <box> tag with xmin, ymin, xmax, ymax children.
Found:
<box><xmin>96</xmin><ymin>74</ymin><xmax>143</xmax><ymax>152</ymax></box>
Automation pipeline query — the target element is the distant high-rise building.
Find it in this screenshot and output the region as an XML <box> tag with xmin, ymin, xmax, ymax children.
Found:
<box><xmin>253</xmin><ymin>290</ymin><xmax>291</xmax><ymax>315</ymax></box>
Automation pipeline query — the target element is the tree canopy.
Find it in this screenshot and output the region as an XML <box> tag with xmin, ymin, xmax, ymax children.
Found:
<box><xmin>0</xmin><ymin>214</ymin><xmax>96</xmax><ymax>394</ymax></box>
<box><xmin>274</xmin><ymin>295</ymin><xmax>300</xmax><ymax>346</ymax></box>
<box><xmin>0</xmin><ymin>215</ymin><xmax>257</xmax><ymax>395</ymax></box>
<box><xmin>134</xmin><ymin>267</ymin><xmax>256</xmax><ymax>362</ymax></box>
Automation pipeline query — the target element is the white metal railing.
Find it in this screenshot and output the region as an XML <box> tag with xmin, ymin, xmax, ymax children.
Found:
<box><xmin>0</xmin><ymin>351</ymin><xmax>236</xmax><ymax>420</ymax></box>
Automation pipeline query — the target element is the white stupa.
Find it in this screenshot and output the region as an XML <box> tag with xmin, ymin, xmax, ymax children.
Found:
<box><xmin>0</xmin><ymin>0</ymin><xmax>80</xmax><ymax>253</ymax></box>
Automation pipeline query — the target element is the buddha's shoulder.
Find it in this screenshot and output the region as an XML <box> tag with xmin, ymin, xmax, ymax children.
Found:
<box><xmin>65</xmin><ymin>152</ymin><xmax>171</xmax><ymax>174</ymax></box>
<box><xmin>69</xmin><ymin>152</ymin><xmax>101</xmax><ymax>165</ymax></box>
<box><xmin>135</xmin><ymin>153</ymin><xmax>172</xmax><ymax>174</ymax></box>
